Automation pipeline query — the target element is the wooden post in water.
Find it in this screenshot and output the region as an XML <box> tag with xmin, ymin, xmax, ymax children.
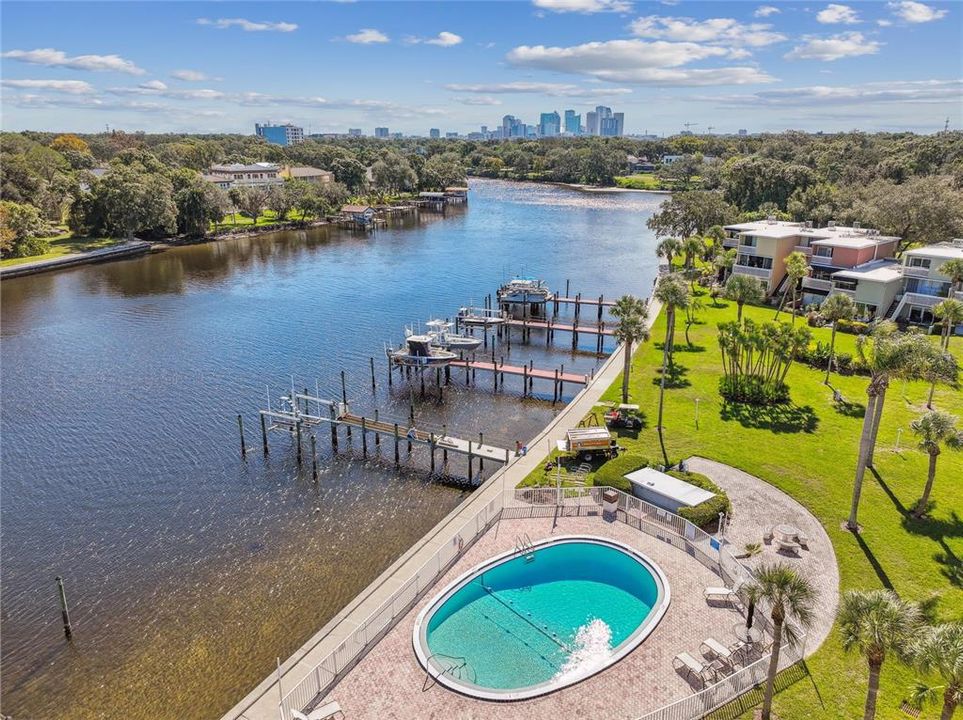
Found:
<box><xmin>523</xmin><ymin>365</ymin><xmax>528</xmax><ymax>397</ymax></box>
<box><xmin>341</xmin><ymin>371</ymin><xmax>351</xmax><ymax>439</ymax></box>
<box><xmin>393</xmin><ymin>423</ymin><xmax>400</xmax><ymax>466</ymax></box>
<box><xmin>361</xmin><ymin>417</ymin><xmax>368</xmax><ymax>457</ymax></box>
<box><xmin>598</xmin><ymin>295</ymin><xmax>604</xmax><ymax>322</ymax></box>
<box><xmin>374</xmin><ymin>409</ymin><xmax>380</xmax><ymax>446</ymax></box>
<box><xmin>387</xmin><ymin>359</ymin><xmax>393</xmax><ymax>387</ymax></box>
<box><xmin>467</xmin><ymin>440</ymin><xmax>474</xmax><ymax>482</ymax></box>
<box><xmin>260</xmin><ymin>413</ymin><xmax>269</xmax><ymax>455</ymax></box>
<box><xmin>56</xmin><ymin>576</ymin><xmax>72</xmax><ymax>640</ymax></box>
<box><xmin>553</xmin><ymin>368</ymin><xmax>559</xmax><ymax>404</ymax></box>
<box><xmin>310</xmin><ymin>434</ymin><xmax>319</xmax><ymax>482</ymax></box>
<box><xmin>369</xmin><ymin>357</ymin><xmax>377</xmax><ymax>392</ymax></box>
<box><xmin>442</xmin><ymin>424</ymin><xmax>449</xmax><ymax>467</ymax></box>
<box><xmin>565</xmin><ymin>279</ymin><xmax>570</xmax><ymax>299</ymax></box>
<box><xmin>478</xmin><ymin>432</ymin><xmax>484</xmax><ymax>472</ymax></box>
<box><xmin>420</xmin><ymin>369</ymin><xmax>425</xmax><ymax>398</ymax></box>
<box><xmin>237</xmin><ymin>414</ymin><xmax>246</xmax><ymax>458</ymax></box>
<box><xmin>329</xmin><ymin>405</ymin><xmax>338</xmax><ymax>450</ymax></box>
<box><xmin>295</xmin><ymin>420</ymin><xmax>303</xmax><ymax>466</ymax></box>
<box><xmin>430</xmin><ymin>432</ymin><xmax>436</xmax><ymax>473</ymax></box>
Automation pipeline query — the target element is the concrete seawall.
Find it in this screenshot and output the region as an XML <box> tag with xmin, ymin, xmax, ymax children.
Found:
<box><xmin>0</xmin><ymin>240</ymin><xmax>152</xmax><ymax>279</ymax></box>
<box><xmin>222</xmin><ymin>296</ymin><xmax>663</xmax><ymax>720</ymax></box>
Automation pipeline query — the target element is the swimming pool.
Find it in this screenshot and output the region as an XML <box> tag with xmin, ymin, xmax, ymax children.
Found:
<box><xmin>412</xmin><ymin>536</ymin><xmax>670</xmax><ymax>700</ymax></box>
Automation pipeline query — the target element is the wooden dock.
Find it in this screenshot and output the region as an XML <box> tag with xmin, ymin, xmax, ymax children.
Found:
<box><xmin>503</xmin><ymin>317</ymin><xmax>615</xmax><ymax>353</ymax></box>
<box><xmin>448</xmin><ymin>358</ymin><xmax>588</xmax><ymax>401</ymax></box>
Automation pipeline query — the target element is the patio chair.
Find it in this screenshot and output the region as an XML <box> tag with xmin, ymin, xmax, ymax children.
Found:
<box><xmin>672</xmin><ymin>651</ymin><xmax>714</xmax><ymax>686</ymax></box>
<box><xmin>703</xmin><ymin>584</ymin><xmax>742</xmax><ymax>607</ymax></box>
<box><xmin>775</xmin><ymin>538</ymin><xmax>800</xmax><ymax>556</ymax></box>
<box><xmin>700</xmin><ymin>638</ymin><xmax>735</xmax><ymax>668</ymax></box>
<box><xmin>727</xmin><ymin>639</ymin><xmax>748</xmax><ymax>664</ymax></box>
<box><xmin>291</xmin><ymin>700</ymin><xmax>344</xmax><ymax>720</ymax></box>
<box><xmin>797</xmin><ymin>532</ymin><xmax>809</xmax><ymax>549</ymax></box>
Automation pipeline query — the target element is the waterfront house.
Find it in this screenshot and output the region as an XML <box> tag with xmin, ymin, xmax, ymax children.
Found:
<box><xmin>443</xmin><ymin>187</ymin><xmax>468</xmax><ymax>204</ymax></box>
<box><xmin>890</xmin><ymin>240</ymin><xmax>963</xmax><ymax>325</ymax></box>
<box><xmin>340</xmin><ymin>204</ymin><xmax>376</xmax><ymax>226</ymax></box>
<box><xmin>280</xmin><ymin>166</ymin><xmax>334</xmax><ymax>184</ymax></box>
<box><xmin>823</xmin><ymin>260</ymin><xmax>903</xmax><ymax>321</ymax></box>
<box><xmin>202</xmin><ymin>173</ymin><xmax>233</xmax><ymax>191</ymax></box>
<box><xmin>208</xmin><ymin>162</ymin><xmax>284</xmax><ymax>187</ymax></box>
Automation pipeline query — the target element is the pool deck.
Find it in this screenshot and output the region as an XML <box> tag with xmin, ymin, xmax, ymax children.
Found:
<box><xmin>318</xmin><ymin>513</ymin><xmax>750</xmax><ymax>720</ymax></box>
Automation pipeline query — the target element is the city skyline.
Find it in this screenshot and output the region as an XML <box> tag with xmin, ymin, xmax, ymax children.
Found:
<box><xmin>1</xmin><ymin>1</ymin><xmax>960</xmax><ymax>136</ymax></box>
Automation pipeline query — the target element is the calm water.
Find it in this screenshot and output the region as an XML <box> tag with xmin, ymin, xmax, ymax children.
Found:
<box><xmin>0</xmin><ymin>179</ymin><xmax>663</xmax><ymax>719</ymax></box>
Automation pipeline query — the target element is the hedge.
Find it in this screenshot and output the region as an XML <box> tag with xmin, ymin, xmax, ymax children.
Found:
<box><xmin>671</xmin><ymin>470</ymin><xmax>732</xmax><ymax>529</ymax></box>
<box><xmin>594</xmin><ymin>454</ymin><xmax>649</xmax><ymax>493</ymax></box>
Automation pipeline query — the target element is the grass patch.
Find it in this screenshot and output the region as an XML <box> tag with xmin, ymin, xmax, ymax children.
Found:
<box><xmin>0</xmin><ymin>231</ymin><xmax>122</xmax><ymax>267</ymax></box>
<box><xmin>614</xmin><ymin>173</ymin><xmax>663</xmax><ymax>190</ymax></box>
<box><xmin>527</xmin><ymin>290</ymin><xmax>961</xmax><ymax>719</ymax></box>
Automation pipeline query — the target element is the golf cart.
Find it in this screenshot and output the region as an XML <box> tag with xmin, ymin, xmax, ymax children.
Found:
<box><xmin>604</xmin><ymin>404</ymin><xmax>643</xmax><ymax>430</ymax></box>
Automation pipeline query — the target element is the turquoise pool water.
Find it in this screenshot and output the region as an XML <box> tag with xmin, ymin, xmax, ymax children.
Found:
<box><xmin>416</xmin><ymin>538</ymin><xmax>668</xmax><ymax>698</ymax></box>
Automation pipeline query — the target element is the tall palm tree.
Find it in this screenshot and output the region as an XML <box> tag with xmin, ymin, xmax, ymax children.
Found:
<box><xmin>656</xmin><ymin>237</ymin><xmax>683</xmax><ymax>269</ymax></box>
<box><xmin>820</xmin><ymin>293</ymin><xmax>857</xmax><ymax>384</ymax></box>
<box><xmin>611</xmin><ymin>295</ymin><xmax>649</xmax><ymax>404</ymax></box>
<box><xmin>848</xmin><ymin>327</ymin><xmax>946</xmax><ymax>530</ymax></box>
<box><xmin>910</xmin><ymin>410</ymin><xmax>963</xmax><ymax>517</ymax></box>
<box><xmin>750</xmin><ymin>563</ymin><xmax>816</xmax><ymax>720</ymax></box>
<box><xmin>681</xmin><ymin>235</ymin><xmax>705</xmax><ymax>269</ymax></box>
<box><xmin>653</xmin><ymin>274</ymin><xmax>691</xmax><ymax>467</ymax></box>
<box><xmin>934</xmin><ymin>298</ymin><xmax>963</xmax><ymax>352</ymax></box>
<box><xmin>940</xmin><ymin>258</ymin><xmax>963</xmax><ymax>294</ymax></box>
<box><xmin>910</xmin><ymin>622</ymin><xmax>963</xmax><ymax>720</ymax></box>
<box><xmin>838</xmin><ymin>589</ymin><xmax>922</xmax><ymax>720</ymax></box>
<box><xmin>713</xmin><ymin>248</ymin><xmax>737</xmax><ymax>284</ymax></box>
<box><xmin>724</xmin><ymin>273</ymin><xmax>764</xmax><ymax>324</ymax></box>
<box><xmin>774</xmin><ymin>251</ymin><xmax>811</xmax><ymax>325</ymax></box>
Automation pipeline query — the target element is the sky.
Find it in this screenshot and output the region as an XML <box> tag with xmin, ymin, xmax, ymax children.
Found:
<box><xmin>1</xmin><ymin>0</ymin><xmax>960</xmax><ymax>137</ymax></box>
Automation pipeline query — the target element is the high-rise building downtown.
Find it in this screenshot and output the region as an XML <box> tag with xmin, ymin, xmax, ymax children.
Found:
<box><xmin>254</xmin><ymin>123</ymin><xmax>304</xmax><ymax>146</ymax></box>
<box><xmin>429</xmin><ymin>128</ymin><xmax>440</xmax><ymax>139</ymax></box>
<box><xmin>600</xmin><ymin>112</ymin><xmax>624</xmax><ymax>137</ymax></box>
<box><xmin>502</xmin><ymin>114</ymin><xmax>526</xmax><ymax>138</ymax></box>
<box><xmin>564</xmin><ymin>110</ymin><xmax>581</xmax><ymax>135</ymax></box>
<box><xmin>374</xmin><ymin>127</ymin><xmax>389</xmax><ymax>138</ymax></box>
<box><xmin>585</xmin><ymin>111</ymin><xmax>598</xmax><ymax>136</ymax></box>
<box><xmin>539</xmin><ymin>111</ymin><xmax>561</xmax><ymax>137</ymax></box>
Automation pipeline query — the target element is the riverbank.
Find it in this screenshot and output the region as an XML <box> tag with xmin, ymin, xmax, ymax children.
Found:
<box><xmin>0</xmin><ymin>239</ymin><xmax>153</xmax><ymax>279</ymax></box>
<box><xmin>222</xmin><ymin>291</ymin><xmax>664</xmax><ymax>720</ymax></box>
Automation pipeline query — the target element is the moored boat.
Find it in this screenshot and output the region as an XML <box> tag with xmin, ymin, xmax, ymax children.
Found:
<box><xmin>496</xmin><ymin>276</ymin><xmax>554</xmax><ymax>304</ymax></box>
<box><xmin>456</xmin><ymin>306</ymin><xmax>506</xmax><ymax>327</ymax></box>
<box><xmin>422</xmin><ymin>319</ymin><xmax>482</xmax><ymax>352</ymax></box>
<box><xmin>386</xmin><ymin>334</ymin><xmax>458</xmax><ymax>367</ymax></box>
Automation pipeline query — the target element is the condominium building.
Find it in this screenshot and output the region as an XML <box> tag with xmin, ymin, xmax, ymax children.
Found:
<box><xmin>429</xmin><ymin>128</ymin><xmax>440</xmax><ymax>139</ymax></box>
<box><xmin>374</xmin><ymin>127</ymin><xmax>389</xmax><ymax>138</ymax></box>
<box><xmin>539</xmin><ymin>111</ymin><xmax>561</xmax><ymax>137</ymax></box>
<box><xmin>890</xmin><ymin>240</ymin><xmax>963</xmax><ymax>325</ymax></box>
<box><xmin>254</xmin><ymin>123</ymin><xmax>304</xmax><ymax>146</ymax></box>
<box><xmin>208</xmin><ymin>162</ymin><xmax>284</xmax><ymax>187</ymax></box>
<box><xmin>564</xmin><ymin>110</ymin><xmax>581</xmax><ymax>135</ymax></box>
<box><xmin>279</xmin><ymin>166</ymin><xmax>334</xmax><ymax>184</ymax></box>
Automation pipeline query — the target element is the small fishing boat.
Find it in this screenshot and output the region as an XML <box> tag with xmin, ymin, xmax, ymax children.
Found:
<box><xmin>496</xmin><ymin>276</ymin><xmax>554</xmax><ymax>304</ymax></box>
<box><xmin>386</xmin><ymin>334</ymin><xmax>458</xmax><ymax>367</ymax></box>
<box><xmin>456</xmin><ymin>306</ymin><xmax>506</xmax><ymax>327</ymax></box>
<box><xmin>421</xmin><ymin>319</ymin><xmax>483</xmax><ymax>352</ymax></box>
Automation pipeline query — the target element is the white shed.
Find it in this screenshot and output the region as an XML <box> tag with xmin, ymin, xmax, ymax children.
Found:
<box><xmin>624</xmin><ymin>467</ymin><xmax>715</xmax><ymax>513</ymax></box>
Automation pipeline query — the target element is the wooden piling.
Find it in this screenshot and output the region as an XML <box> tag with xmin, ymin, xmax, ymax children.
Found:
<box><xmin>374</xmin><ymin>409</ymin><xmax>381</xmax><ymax>446</ymax></box>
<box><xmin>430</xmin><ymin>432</ymin><xmax>436</xmax><ymax>473</ymax></box>
<box><xmin>329</xmin><ymin>405</ymin><xmax>338</xmax><ymax>450</ymax></box>
<box><xmin>369</xmin><ymin>357</ymin><xmax>377</xmax><ymax>391</ymax></box>
<box><xmin>311</xmin><ymin>434</ymin><xmax>319</xmax><ymax>482</ymax></box>
<box><xmin>260</xmin><ymin>413</ymin><xmax>269</xmax><ymax>455</ymax></box>
<box><xmin>361</xmin><ymin>417</ymin><xmax>368</xmax><ymax>456</ymax></box>
<box><xmin>237</xmin><ymin>414</ymin><xmax>246</xmax><ymax>458</ymax></box>
<box><xmin>467</xmin><ymin>440</ymin><xmax>473</xmax><ymax>481</ymax></box>
<box><xmin>295</xmin><ymin>421</ymin><xmax>303</xmax><ymax>466</ymax></box>
<box><xmin>478</xmin><ymin>432</ymin><xmax>484</xmax><ymax>471</ymax></box>
<box><xmin>56</xmin><ymin>576</ymin><xmax>72</xmax><ymax>640</ymax></box>
<box><xmin>393</xmin><ymin>423</ymin><xmax>400</xmax><ymax>466</ymax></box>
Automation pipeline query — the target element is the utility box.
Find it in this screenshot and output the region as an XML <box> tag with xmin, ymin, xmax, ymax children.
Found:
<box><xmin>602</xmin><ymin>488</ymin><xmax>619</xmax><ymax>517</ymax></box>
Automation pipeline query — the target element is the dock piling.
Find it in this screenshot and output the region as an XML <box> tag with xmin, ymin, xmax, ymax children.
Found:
<box><xmin>393</xmin><ymin>423</ymin><xmax>400</xmax><ymax>466</ymax></box>
<box><xmin>369</xmin><ymin>357</ymin><xmax>377</xmax><ymax>392</ymax></box>
<box><xmin>56</xmin><ymin>576</ymin><xmax>72</xmax><ymax>640</ymax></box>
<box><xmin>329</xmin><ymin>405</ymin><xmax>338</xmax><ymax>450</ymax></box>
<box><xmin>295</xmin><ymin>421</ymin><xmax>303</xmax><ymax>466</ymax></box>
<box><xmin>361</xmin><ymin>417</ymin><xmax>368</xmax><ymax>457</ymax></box>
<box><xmin>478</xmin><ymin>433</ymin><xmax>484</xmax><ymax>472</ymax></box>
<box><xmin>237</xmin><ymin>414</ymin><xmax>246</xmax><ymax>458</ymax></box>
<box><xmin>311</xmin><ymin>434</ymin><xmax>319</xmax><ymax>482</ymax></box>
<box><xmin>260</xmin><ymin>413</ymin><xmax>269</xmax><ymax>455</ymax></box>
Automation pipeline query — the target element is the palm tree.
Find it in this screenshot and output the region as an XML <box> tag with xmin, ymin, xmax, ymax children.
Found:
<box><xmin>838</xmin><ymin>589</ymin><xmax>922</xmax><ymax>720</ymax></box>
<box><xmin>724</xmin><ymin>273</ymin><xmax>765</xmax><ymax>324</ymax></box>
<box><xmin>774</xmin><ymin>251</ymin><xmax>810</xmax><ymax>325</ymax></box>
<box><xmin>910</xmin><ymin>411</ymin><xmax>963</xmax><ymax>517</ymax></box>
<box><xmin>934</xmin><ymin>298</ymin><xmax>963</xmax><ymax>352</ymax></box>
<box><xmin>713</xmin><ymin>248</ymin><xmax>737</xmax><ymax>284</ymax></box>
<box><xmin>909</xmin><ymin>622</ymin><xmax>963</xmax><ymax>720</ymax></box>
<box><xmin>653</xmin><ymin>274</ymin><xmax>691</xmax><ymax>467</ymax></box>
<box><xmin>611</xmin><ymin>295</ymin><xmax>649</xmax><ymax>404</ymax></box>
<box><xmin>681</xmin><ymin>236</ymin><xmax>705</xmax><ymax>269</ymax></box>
<box><xmin>750</xmin><ymin>563</ymin><xmax>816</xmax><ymax>720</ymax></box>
<box><xmin>656</xmin><ymin>237</ymin><xmax>683</xmax><ymax>269</ymax></box>
<box><xmin>820</xmin><ymin>293</ymin><xmax>857</xmax><ymax>384</ymax></box>
<box><xmin>940</xmin><ymin>258</ymin><xmax>963</xmax><ymax>294</ymax></box>
<box><xmin>848</xmin><ymin>327</ymin><xmax>947</xmax><ymax>530</ymax></box>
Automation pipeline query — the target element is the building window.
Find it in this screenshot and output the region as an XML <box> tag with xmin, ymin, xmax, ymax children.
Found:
<box><xmin>814</xmin><ymin>247</ymin><xmax>833</xmax><ymax>258</ymax></box>
<box><xmin>741</xmin><ymin>236</ymin><xmax>757</xmax><ymax>247</ymax></box>
<box><xmin>737</xmin><ymin>255</ymin><xmax>772</xmax><ymax>269</ymax></box>
<box><xmin>905</xmin><ymin>278</ymin><xmax>949</xmax><ymax>297</ymax></box>
<box><xmin>908</xmin><ymin>306</ymin><xmax>934</xmax><ymax>324</ymax></box>
<box><xmin>907</xmin><ymin>257</ymin><xmax>931</xmax><ymax>269</ymax></box>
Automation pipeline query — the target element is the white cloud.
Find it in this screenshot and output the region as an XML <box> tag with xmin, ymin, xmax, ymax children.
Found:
<box><xmin>532</xmin><ymin>0</ymin><xmax>632</xmax><ymax>13</ymax></box>
<box><xmin>877</xmin><ymin>19</ymin><xmax>894</xmax><ymax>26</ymax></box>
<box><xmin>507</xmin><ymin>39</ymin><xmax>776</xmax><ymax>85</ymax></box>
<box><xmin>344</xmin><ymin>28</ymin><xmax>390</xmax><ymax>44</ymax></box>
<box><xmin>171</xmin><ymin>69</ymin><xmax>213</xmax><ymax>82</ymax></box>
<box><xmin>139</xmin><ymin>80</ymin><xmax>168</xmax><ymax>91</ymax></box>
<box><xmin>1</xmin><ymin>48</ymin><xmax>145</xmax><ymax>75</ymax></box>
<box><xmin>107</xmin><ymin>84</ymin><xmax>225</xmax><ymax>100</ymax></box>
<box><xmin>426</xmin><ymin>31</ymin><xmax>463</xmax><ymax>47</ymax></box>
<box><xmin>887</xmin><ymin>1</ymin><xmax>947</xmax><ymax>23</ymax></box>
<box><xmin>455</xmin><ymin>96</ymin><xmax>503</xmax><ymax>106</ymax></box>
<box><xmin>1</xmin><ymin>79</ymin><xmax>96</xmax><ymax>94</ymax></box>
<box><xmin>196</xmin><ymin>18</ymin><xmax>298</xmax><ymax>32</ymax></box>
<box><xmin>698</xmin><ymin>79</ymin><xmax>963</xmax><ymax>107</ymax></box>
<box><xmin>816</xmin><ymin>4</ymin><xmax>861</xmax><ymax>24</ymax></box>
<box><xmin>784</xmin><ymin>32</ymin><xmax>881</xmax><ymax>61</ymax></box>
<box><xmin>754</xmin><ymin>6</ymin><xmax>780</xmax><ymax>17</ymax></box>
<box><xmin>629</xmin><ymin>16</ymin><xmax>787</xmax><ymax>47</ymax></box>
<box><xmin>445</xmin><ymin>81</ymin><xmax>633</xmax><ymax>97</ymax></box>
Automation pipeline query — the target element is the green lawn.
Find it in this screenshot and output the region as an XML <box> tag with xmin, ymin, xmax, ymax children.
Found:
<box><xmin>527</xmin><ymin>294</ymin><xmax>962</xmax><ymax>719</ymax></box>
<box><xmin>0</xmin><ymin>231</ymin><xmax>122</xmax><ymax>268</ymax></box>
<box><xmin>213</xmin><ymin>209</ymin><xmax>314</xmax><ymax>231</ymax></box>
<box><xmin>615</xmin><ymin>173</ymin><xmax>663</xmax><ymax>190</ymax></box>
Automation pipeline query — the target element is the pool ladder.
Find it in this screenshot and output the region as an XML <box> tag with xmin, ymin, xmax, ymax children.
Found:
<box><xmin>423</xmin><ymin>652</ymin><xmax>476</xmax><ymax>691</ymax></box>
<box><xmin>514</xmin><ymin>534</ymin><xmax>535</xmax><ymax>562</ymax></box>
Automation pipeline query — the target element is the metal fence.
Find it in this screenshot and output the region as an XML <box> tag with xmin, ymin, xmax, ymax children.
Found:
<box><xmin>511</xmin><ymin>485</ymin><xmax>806</xmax><ymax>720</ymax></box>
<box><xmin>277</xmin><ymin>495</ymin><xmax>503</xmax><ymax>720</ymax></box>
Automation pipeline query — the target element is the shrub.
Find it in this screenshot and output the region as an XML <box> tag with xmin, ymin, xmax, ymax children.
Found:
<box><xmin>594</xmin><ymin>454</ymin><xmax>649</xmax><ymax>493</ymax></box>
<box><xmin>719</xmin><ymin>375</ymin><xmax>789</xmax><ymax>404</ymax></box>
<box><xmin>836</xmin><ymin>319</ymin><xmax>871</xmax><ymax>335</ymax></box>
<box><xmin>671</xmin><ymin>471</ymin><xmax>732</xmax><ymax>529</ymax></box>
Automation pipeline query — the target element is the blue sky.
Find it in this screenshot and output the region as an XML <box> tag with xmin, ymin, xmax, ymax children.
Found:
<box><xmin>1</xmin><ymin>1</ymin><xmax>960</xmax><ymax>136</ymax></box>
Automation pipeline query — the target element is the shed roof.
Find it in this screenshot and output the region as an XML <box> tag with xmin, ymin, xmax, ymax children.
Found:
<box><xmin>624</xmin><ymin>467</ymin><xmax>716</xmax><ymax>507</ymax></box>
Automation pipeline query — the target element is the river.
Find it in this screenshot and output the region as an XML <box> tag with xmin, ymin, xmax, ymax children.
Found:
<box><xmin>0</xmin><ymin>179</ymin><xmax>664</xmax><ymax>719</ymax></box>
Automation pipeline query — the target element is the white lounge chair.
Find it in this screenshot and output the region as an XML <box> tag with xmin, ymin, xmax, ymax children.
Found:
<box><xmin>700</xmin><ymin>638</ymin><xmax>735</xmax><ymax>668</ymax></box>
<box><xmin>291</xmin><ymin>700</ymin><xmax>344</xmax><ymax>720</ymax></box>
<box><xmin>673</xmin><ymin>651</ymin><xmax>714</xmax><ymax>686</ymax></box>
<box><xmin>704</xmin><ymin>585</ymin><xmax>741</xmax><ymax>606</ymax></box>
<box><xmin>775</xmin><ymin>538</ymin><xmax>800</xmax><ymax>555</ymax></box>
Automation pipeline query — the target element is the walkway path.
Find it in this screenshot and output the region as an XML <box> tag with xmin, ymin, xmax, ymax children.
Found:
<box><xmin>685</xmin><ymin>457</ymin><xmax>840</xmax><ymax>653</ymax></box>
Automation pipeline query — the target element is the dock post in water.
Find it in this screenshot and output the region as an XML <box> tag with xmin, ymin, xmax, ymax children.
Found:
<box><xmin>260</xmin><ymin>413</ymin><xmax>269</xmax><ymax>455</ymax></box>
<box><xmin>341</xmin><ymin>371</ymin><xmax>351</xmax><ymax>439</ymax></box>
<box><xmin>430</xmin><ymin>432</ymin><xmax>436</xmax><ymax>473</ymax></box>
<box><xmin>361</xmin><ymin>417</ymin><xmax>368</xmax><ymax>457</ymax></box>
<box><xmin>393</xmin><ymin>423</ymin><xmax>400</xmax><ymax>466</ymax></box>
<box><xmin>467</xmin><ymin>440</ymin><xmax>473</xmax><ymax>482</ymax></box>
<box><xmin>311</xmin><ymin>434</ymin><xmax>319</xmax><ymax>482</ymax></box>
<box><xmin>374</xmin><ymin>409</ymin><xmax>381</xmax><ymax>446</ymax></box>
<box><xmin>295</xmin><ymin>421</ymin><xmax>303</xmax><ymax>466</ymax></box>
<box><xmin>329</xmin><ymin>405</ymin><xmax>338</xmax><ymax>450</ymax></box>
<box><xmin>237</xmin><ymin>414</ymin><xmax>246</xmax><ymax>458</ymax></box>
<box><xmin>442</xmin><ymin>424</ymin><xmax>449</xmax><ymax>467</ymax></box>
<box><xmin>56</xmin><ymin>576</ymin><xmax>72</xmax><ymax>640</ymax></box>
<box><xmin>478</xmin><ymin>432</ymin><xmax>484</xmax><ymax>472</ymax></box>
<box><xmin>370</xmin><ymin>357</ymin><xmax>377</xmax><ymax>392</ymax></box>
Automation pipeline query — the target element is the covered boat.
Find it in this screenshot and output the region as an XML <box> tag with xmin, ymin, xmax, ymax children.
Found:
<box><xmin>496</xmin><ymin>276</ymin><xmax>554</xmax><ymax>304</ymax></box>
<box><xmin>386</xmin><ymin>334</ymin><xmax>457</xmax><ymax>367</ymax></box>
<box><xmin>422</xmin><ymin>319</ymin><xmax>482</xmax><ymax>352</ymax></box>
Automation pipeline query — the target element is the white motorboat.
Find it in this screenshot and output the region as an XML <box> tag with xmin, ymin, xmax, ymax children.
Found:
<box><xmin>421</xmin><ymin>319</ymin><xmax>482</xmax><ymax>352</ymax></box>
<box><xmin>496</xmin><ymin>276</ymin><xmax>554</xmax><ymax>304</ymax></box>
<box><xmin>386</xmin><ymin>334</ymin><xmax>458</xmax><ymax>367</ymax></box>
<box><xmin>456</xmin><ymin>306</ymin><xmax>506</xmax><ymax>327</ymax></box>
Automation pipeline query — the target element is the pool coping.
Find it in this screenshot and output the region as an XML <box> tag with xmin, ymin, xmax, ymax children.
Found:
<box><xmin>412</xmin><ymin>534</ymin><xmax>671</xmax><ymax>702</ymax></box>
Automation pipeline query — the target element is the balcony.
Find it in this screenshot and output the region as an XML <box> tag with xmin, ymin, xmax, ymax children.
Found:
<box><xmin>901</xmin><ymin>292</ymin><xmax>943</xmax><ymax>309</ymax></box>
<box><xmin>732</xmin><ymin>264</ymin><xmax>771</xmax><ymax>280</ymax></box>
<box><xmin>810</xmin><ymin>255</ymin><xmax>835</xmax><ymax>267</ymax></box>
<box><xmin>722</xmin><ymin>237</ymin><xmax>739</xmax><ymax>248</ymax></box>
<box><xmin>793</xmin><ymin>245</ymin><xmax>813</xmax><ymax>256</ymax></box>
<box><xmin>830</xmin><ymin>287</ymin><xmax>857</xmax><ymax>299</ymax></box>
<box><xmin>737</xmin><ymin>245</ymin><xmax>758</xmax><ymax>256</ymax></box>
<box><xmin>902</xmin><ymin>265</ymin><xmax>931</xmax><ymax>279</ymax></box>
<box><xmin>802</xmin><ymin>277</ymin><xmax>833</xmax><ymax>292</ymax></box>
